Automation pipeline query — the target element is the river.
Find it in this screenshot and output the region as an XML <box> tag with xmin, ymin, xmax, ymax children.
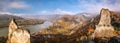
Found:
<box><xmin>0</xmin><ymin>21</ymin><xmax>53</xmax><ymax>37</ymax></box>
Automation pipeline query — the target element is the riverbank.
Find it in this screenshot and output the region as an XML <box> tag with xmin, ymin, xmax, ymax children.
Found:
<box><xmin>0</xmin><ymin>19</ymin><xmax>45</xmax><ymax>28</ymax></box>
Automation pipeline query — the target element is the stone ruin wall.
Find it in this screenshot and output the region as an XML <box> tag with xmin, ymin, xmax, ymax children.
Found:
<box><xmin>94</xmin><ymin>8</ymin><xmax>115</xmax><ymax>38</ymax></box>
<box><xmin>7</xmin><ymin>19</ymin><xmax>30</xmax><ymax>43</ymax></box>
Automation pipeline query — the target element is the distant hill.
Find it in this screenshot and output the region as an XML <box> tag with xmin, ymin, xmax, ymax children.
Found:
<box><xmin>0</xmin><ymin>14</ymin><xmax>45</xmax><ymax>28</ymax></box>
<box><xmin>0</xmin><ymin>14</ymin><xmax>24</xmax><ymax>28</ymax></box>
<box><xmin>24</xmin><ymin>14</ymin><xmax>62</xmax><ymax>21</ymax></box>
<box><xmin>24</xmin><ymin>13</ymin><xmax>95</xmax><ymax>23</ymax></box>
<box><xmin>55</xmin><ymin>13</ymin><xmax>93</xmax><ymax>23</ymax></box>
<box><xmin>73</xmin><ymin>13</ymin><xmax>94</xmax><ymax>23</ymax></box>
<box><xmin>0</xmin><ymin>14</ymin><xmax>24</xmax><ymax>21</ymax></box>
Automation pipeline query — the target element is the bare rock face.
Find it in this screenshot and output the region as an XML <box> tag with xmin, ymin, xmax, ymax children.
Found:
<box><xmin>94</xmin><ymin>8</ymin><xmax>115</xmax><ymax>38</ymax></box>
<box><xmin>7</xmin><ymin>19</ymin><xmax>30</xmax><ymax>43</ymax></box>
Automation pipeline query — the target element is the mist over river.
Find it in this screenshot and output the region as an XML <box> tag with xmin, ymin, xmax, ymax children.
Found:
<box><xmin>0</xmin><ymin>21</ymin><xmax>53</xmax><ymax>37</ymax></box>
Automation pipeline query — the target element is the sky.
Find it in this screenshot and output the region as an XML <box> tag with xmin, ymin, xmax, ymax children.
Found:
<box><xmin>0</xmin><ymin>0</ymin><xmax>120</xmax><ymax>16</ymax></box>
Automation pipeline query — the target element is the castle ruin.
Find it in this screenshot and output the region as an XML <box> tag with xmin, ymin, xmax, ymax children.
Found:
<box><xmin>7</xmin><ymin>19</ymin><xmax>30</xmax><ymax>43</ymax></box>
<box><xmin>94</xmin><ymin>8</ymin><xmax>115</xmax><ymax>38</ymax></box>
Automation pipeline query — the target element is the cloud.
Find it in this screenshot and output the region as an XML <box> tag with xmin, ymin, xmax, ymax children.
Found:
<box><xmin>0</xmin><ymin>0</ymin><xmax>30</xmax><ymax>17</ymax></box>
<box><xmin>54</xmin><ymin>8</ymin><xmax>75</xmax><ymax>15</ymax></box>
<box><xmin>0</xmin><ymin>0</ymin><xmax>29</xmax><ymax>11</ymax></box>
<box><xmin>78</xmin><ymin>0</ymin><xmax>120</xmax><ymax>13</ymax></box>
<box><xmin>9</xmin><ymin>1</ymin><xmax>29</xmax><ymax>9</ymax></box>
<box><xmin>0</xmin><ymin>11</ymin><xmax>12</xmax><ymax>14</ymax></box>
<box><xmin>39</xmin><ymin>8</ymin><xmax>75</xmax><ymax>15</ymax></box>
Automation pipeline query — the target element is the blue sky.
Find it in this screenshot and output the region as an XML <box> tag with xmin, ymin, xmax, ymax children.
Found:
<box><xmin>0</xmin><ymin>0</ymin><xmax>120</xmax><ymax>15</ymax></box>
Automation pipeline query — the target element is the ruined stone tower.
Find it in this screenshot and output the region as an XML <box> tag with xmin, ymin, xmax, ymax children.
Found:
<box><xmin>8</xmin><ymin>19</ymin><xmax>18</xmax><ymax>41</ymax></box>
<box><xmin>7</xmin><ymin>19</ymin><xmax>30</xmax><ymax>43</ymax></box>
<box><xmin>94</xmin><ymin>8</ymin><xmax>115</xmax><ymax>38</ymax></box>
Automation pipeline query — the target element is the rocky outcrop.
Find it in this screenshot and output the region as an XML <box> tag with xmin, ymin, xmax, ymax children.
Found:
<box><xmin>7</xmin><ymin>19</ymin><xmax>30</xmax><ymax>43</ymax></box>
<box><xmin>94</xmin><ymin>8</ymin><xmax>115</xmax><ymax>38</ymax></box>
